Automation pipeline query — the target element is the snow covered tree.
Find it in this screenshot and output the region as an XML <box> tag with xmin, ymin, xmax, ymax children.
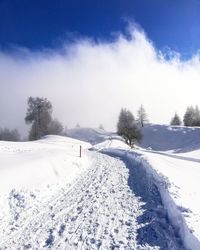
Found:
<box><xmin>25</xmin><ymin>97</ymin><xmax>52</xmax><ymax>140</ymax></box>
<box><xmin>194</xmin><ymin>105</ymin><xmax>200</xmax><ymax>126</ymax></box>
<box><xmin>183</xmin><ymin>105</ymin><xmax>200</xmax><ymax>126</ymax></box>
<box><xmin>137</xmin><ymin>105</ymin><xmax>148</xmax><ymax>127</ymax></box>
<box><xmin>183</xmin><ymin>106</ymin><xmax>195</xmax><ymax>126</ymax></box>
<box><xmin>117</xmin><ymin>108</ymin><xmax>142</xmax><ymax>146</ymax></box>
<box><xmin>170</xmin><ymin>113</ymin><xmax>181</xmax><ymax>126</ymax></box>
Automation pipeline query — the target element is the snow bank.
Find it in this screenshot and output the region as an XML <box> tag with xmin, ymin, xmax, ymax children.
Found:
<box><xmin>102</xmin><ymin>148</ymin><xmax>200</xmax><ymax>250</ymax></box>
<box><xmin>132</xmin><ymin>153</ymin><xmax>200</xmax><ymax>250</ymax></box>
<box><xmin>141</xmin><ymin>124</ymin><xmax>200</xmax><ymax>152</ymax></box>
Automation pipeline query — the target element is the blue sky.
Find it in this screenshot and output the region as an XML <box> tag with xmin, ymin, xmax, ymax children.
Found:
<box><xmin>0</xmin><ymin>0</ymin><xmax>200</xmax><ymax>58</ymax></box>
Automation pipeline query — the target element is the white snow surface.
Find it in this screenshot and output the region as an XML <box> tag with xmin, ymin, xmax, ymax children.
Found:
<box><xmin>139</xmin><ymin>124</ymin><xmax>200</xmax><ymax>244</ymax></box>
<box><xmin>140</xmin><ymin>124</ymin><xmax>200</xmax><ymax>152</ymax></box>
<box><xmin>90</xmin><ymin>125</ymin><xmax>200</xmax><ymax>250</ymax></box>
<box><xmin>0</xmin><ymin>145</ymin><xmax>183</xmax><ymax>250</ymax></box>
<box><xmin>0</xmin><ymin>135</ymin><xmax>91</xmax><ymax>193</ymax></box>
<box><xmin>1</xmin><ymin>126</ymin><xmax>200</xmax><ymax>249</ymax></box>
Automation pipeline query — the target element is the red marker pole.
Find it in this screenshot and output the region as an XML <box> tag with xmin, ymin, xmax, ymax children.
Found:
<box><xmin>80</xmin><ymin>145</ymin><xmax>82</xmax><ymax>158</ymax></box>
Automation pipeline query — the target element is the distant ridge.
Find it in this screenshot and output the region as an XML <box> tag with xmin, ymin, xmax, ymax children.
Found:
<box><xmin>67</xmin><ymin>128</ymin><xmax>117</xmax><ymax>145</ymax></box>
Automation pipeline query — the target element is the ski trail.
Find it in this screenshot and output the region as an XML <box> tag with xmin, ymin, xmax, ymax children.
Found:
<box><xmin>0</xmin><ymin>151</ymin><xmax>184</xmax><ymax>249</ymax></box>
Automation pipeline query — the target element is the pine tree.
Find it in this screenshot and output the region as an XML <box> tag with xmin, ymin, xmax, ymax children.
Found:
<box><xmin>183</xmin><ymin>105</ymin><xmax>200</xmax><ymax>126</ymax></box>
<box><xmin>194</xmin><ymin>105</ymin><xmax>200</xmax><ymax>126</ymax></box>
<box><xmin>25</xmin><ymin>97</ymin><xmax>52</xmax><ymax>140</ymax></box>
<box><xmin>183</xmin><ymin>106</ymin><xmax>195</xmax><ymax>126</ymax></box>
<box><xmin>170</xmin><ymin>113</ymin><xmax>181</xmax><ymax>126</ymax></box>
<box><xmin>117</xmin><ymin>108</ymin><xmax>142</xmax><ymax>146</ymax></box>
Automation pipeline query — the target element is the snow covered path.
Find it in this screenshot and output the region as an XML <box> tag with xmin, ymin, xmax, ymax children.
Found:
<box><xmin>0</xmin><ymin>152</ymin><xmax>184</xmax><ymax>249</ymax></box>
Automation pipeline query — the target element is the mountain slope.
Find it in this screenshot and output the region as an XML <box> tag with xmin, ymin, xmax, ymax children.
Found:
<box><xmin>141</xmin><ymin>124</ymin><xmax>200</xmax><ymax>152</ymax></box>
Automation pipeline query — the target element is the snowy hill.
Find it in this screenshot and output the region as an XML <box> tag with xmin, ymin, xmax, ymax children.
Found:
<box><xmin>141</xmin><ymin>124</ymin><xmax>200</xmax><ymax>152</ymax></box>
<box><xmin>0</xmin><ymin>135</ymin><xmax>91</xmax><ymax>194</ymax></box>
<box><xmin>68</xmin><ymin>127</ymin><xmax>119</xmax><ymax>145</ymax></box>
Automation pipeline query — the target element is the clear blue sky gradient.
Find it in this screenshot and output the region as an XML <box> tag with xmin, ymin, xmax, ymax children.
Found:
<box><xmin>0</xmin><ymin>0</ymin><xmax>200</xmax><ymax>58</ymax></box>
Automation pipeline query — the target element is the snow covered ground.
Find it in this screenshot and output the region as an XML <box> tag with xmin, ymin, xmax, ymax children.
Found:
<box><xmin>0</xmin><ymin>139</ymin><xmax>183</xmax><ymax>249</ymax></box>
<box><xmin>0</xmin><ymin>135</ymin><xmax>91</xmax><ymax>194</ymax></box>
<box><xmin>0</xmin><ymin>135</ymin><xmax>92</xmax><ymax>248</ymax></box>
<box><xmin>138</xmin><ymin>150</ymin><xmax>200</xmax><ymax>240</ymax></box>
<box><xmin>89</xmin><ymin>125</ymin><xmax>200</xmax><ymax>249</ymax></box>
<box><xmin>1</xmin><ymin>126</ymin><xmax>200</xmax><ymax>249</ymax></box>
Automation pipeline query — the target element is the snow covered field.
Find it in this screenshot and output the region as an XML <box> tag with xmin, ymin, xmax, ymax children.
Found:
<box><xmin>1</xmin><ymin>126</ymin><xmax>200</xmax><ymax>249</ymax></box>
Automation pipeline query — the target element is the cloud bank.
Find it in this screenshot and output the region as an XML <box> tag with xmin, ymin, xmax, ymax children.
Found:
<box><xmin>1</xmin><ymin>25</ymin><xmax>200</xmax><ymax>135</ymax></box>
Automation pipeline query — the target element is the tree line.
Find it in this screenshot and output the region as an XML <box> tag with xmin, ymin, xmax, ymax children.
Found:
<box><xmin>2</xmin><ymin>98</ymin><xmax>200</xmax><ymax>143</ymax></box>
<box><xmin>170</xmin><ymin>105</ymin><xmax>200</xmax><ymax>126</ymax></box>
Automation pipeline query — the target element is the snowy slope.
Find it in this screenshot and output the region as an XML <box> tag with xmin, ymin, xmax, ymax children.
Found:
<box><xmin>0</xmin><ymin>135</ymin><xmax>91</xmax><ymax>193</ymax></box>
<box><xmin>68</xmin><ymin>127</ymin><xmax>119</xmax><ymax>145</ymax></box>
<box><xmin>141</xmin><ymin>124</ymin><xmax>200</xmax><ymax>152</ymax></box>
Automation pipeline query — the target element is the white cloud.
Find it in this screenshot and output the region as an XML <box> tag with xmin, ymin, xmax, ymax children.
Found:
<box><xmin>1</xmin><ymin>25</ymin><xmax>200</xmax><ymax>135</ymax></box>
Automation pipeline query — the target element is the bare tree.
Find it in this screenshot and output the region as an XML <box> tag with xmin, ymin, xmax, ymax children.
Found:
<box><xmin>137</xmin><ymin>105</ymin><xmax>148</xmax><ymax>127</ymax></box>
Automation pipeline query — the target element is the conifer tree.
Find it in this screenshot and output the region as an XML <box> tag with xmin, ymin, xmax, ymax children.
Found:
<box><xmin>117</xmin><ymin>108</ymin><xmax>142</xmax><ymax>146</ymax></box>
<box><xmin>170</xmin><ymin>113</ymin><xmax>181</xmax><ymax>126</ymax></box>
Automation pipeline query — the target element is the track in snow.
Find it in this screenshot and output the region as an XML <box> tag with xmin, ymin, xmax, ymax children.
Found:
<box><xmin>0</xmin><ymin>152</ymin><xmax>184</xmax><ymax>249</ymax></box>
